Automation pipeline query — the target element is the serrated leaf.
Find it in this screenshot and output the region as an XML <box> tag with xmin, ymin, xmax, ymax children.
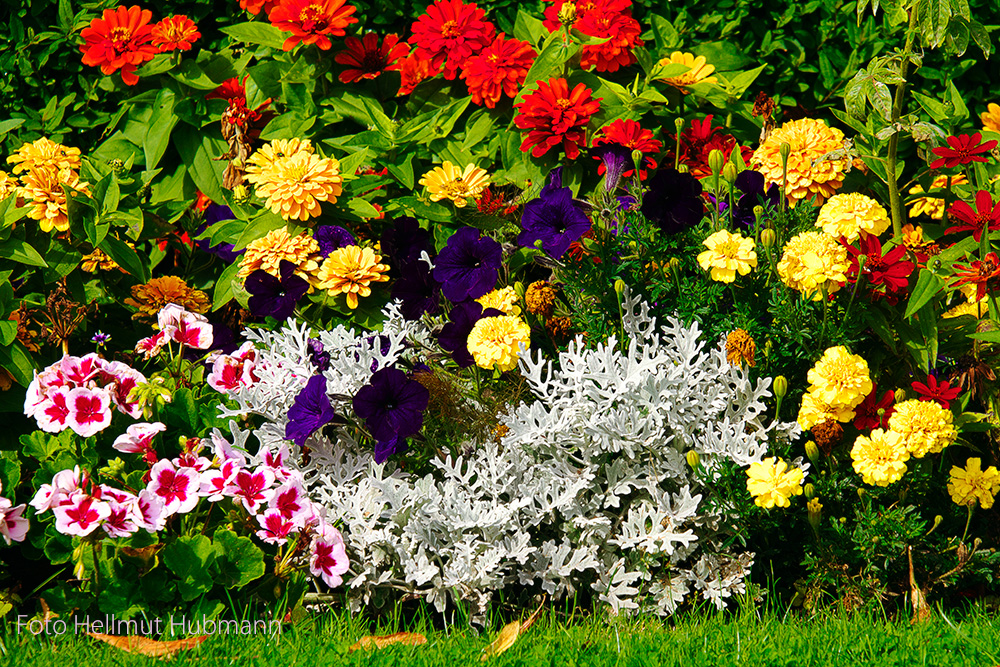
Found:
<box><xmin>865</xmin><ymin>78</ymin><xmax>893</xmax><ymax>122</ymax></box>
<box><xmin>348</xmin><ymin>633</ymin><xmax>428</xmax><ymax>652</ymax></box>
<box><xmin>89</xmin><ymin>633</ymin><xmax>207</xmax><ymax>657</ymax></box>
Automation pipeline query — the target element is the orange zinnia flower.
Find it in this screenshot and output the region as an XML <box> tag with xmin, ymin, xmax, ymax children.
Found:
<box><xmin>397</xmin><ymin>51</ymin><xmax>441</xmax><ymax>95</ymax></box>
<box><xmin>513</xmin><ymin>78</ymin><xmax>602</xmax><ymax>159</ymax></box>
<box><xmin>240</xmin><ymin>0</ymin><xmax>281</xmax><ymax>15</ymax></box>
<box><xmin>334</xmin><ymin>33</ymin><xmax>409</xmax><ymax>84</ymax></box>
<box><xmin>79</xmin><ymin>5</ymin><xmax>158</xmax><ymax>86</ymax></box>
<box><xmin>268</xmin><ymin>0</ymin><xmax>359</xmax><ymax>51</ymax></box>
<box><xmin>410</xmin><ymin>0</ymin><xmax>495</xmax><ymax>81</ymax></box>
<box><xmin>461</xmin><ymin>33</ymin><xmax>536</xmax><ymax>108</ymax></box>
<box><xmin>951</xmin><ymin>252</ymin><xmax>1000</xmax><ymax>302</ymax></box>
<box><xmin>592</xmin><ymin>118</ymin><xmax>661</xmax><ymax>179</ymax></box>
<box><xmin>151</xmin><ymin>15</ymin><xmax>200</xmax><ymax>52</ymax></box>
<box><xmin>574</xmin><ymin>0</ymin><xmax>643</xmax><ymax>73</ymax></box>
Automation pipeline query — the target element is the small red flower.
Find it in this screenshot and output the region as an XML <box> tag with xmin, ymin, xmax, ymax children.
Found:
<box><xmin>410</xmin><ymin>0</ymin><xmax>495</xmax><ymax>81</ymax></box>
<box><xmin>930</xmin><ymin>132</ymin><xmax>997</xmax><ymax>170</ymax></box>
<box><xmin>150</xmin><ymin>15</ymin><xmax>200</xmax><ymax>52</ymax></box>
<box><xmin>79</xmin><ymin>5</ymin><xmax>158</xmax><ymax>86</ymax></box>
<box><xmin>951</xmin><ymin>251</ymin><xmax>1000</xmax><ymax>302</ymax></box>
<box><xmin>205</xmin><ymin>76</ymin><xmax>274</xmax><ymax>143</ymax></box>
<box><xmin>911</xmin><ymin>374</ymin><xmax>962</xmax><ymax>409</ymax></box>
<box><xmin>574</xmin><ymin>0</ymin><xmax>643</xmax><ymax>73</ymax></box>
<box><xmin>397</xmin><ymin>51</ymin><xmax>441</xmax><ymax>95</ymax></box>
<box><xmin>461</xmin><ymin>33</ymin><xmax>536</xmax><ymax>108</ymax></box>
<box><xmin>853</xmin><ymin>385</ymin><xmax>895</xmax><ymax>430</ymax></box>
<box><xmin>593</xmin><ymin>118</ymin><xmax>662</xmax><ymax>180</ymax></box>
<box><xmin>945</xmin><ymin>190</ymin><xmax>1000</xmax><ymax>242</ymax></box>
<box><xmin>268</xmin><ymin>0</ymin><xmax>359</xmax><ymax>51</ymax></box>
<box><xmin>513</xmin><ymin>78</ymin><xmax>602</xmax><ymax>160</ymax></box>
<box><xmin>844</xmin><ymin>234</ymin><xmax>915</xmax><ymax>295</ymax></box>
<box><xmin>334</xmin><ymin>33</ymin><xmax>409</xmax><ymax>84</ymax></box>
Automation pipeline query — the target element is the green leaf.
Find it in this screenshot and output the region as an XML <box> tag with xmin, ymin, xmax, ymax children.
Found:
<box><xmin>968</xmin><ymin>330</ymin><xmax>1000</xmax><ymax>343</ymax></box>
<box><xmin>968</xmin><ymin>19</ymin><xmax>993</xmax><ymax>57</ymax></box>
<box><xmin>387</xmin><ymin>154</ymin><xmax>414</xmax><ymax>190</ymax></box>
<box><xmin>905</xmin><ymin>269</ymin><xmax>945</xmax><ymax>318</ymax></box>
<box><xmin>99</xmin><ymin>235</ymin><xmax>148</xmax><ymax>282</ymax></box>
<box><xmin>0</xmin><ymin>119</ymin><xmax>26</xmax><ymax>138</ymax></box>
<box><xmin>359</xmin><ymin>97</ymin><xmax>395</xmax><ymax>141</ymax></box>
<box><xmin>233</xmin><ymin>211</ymin><xmax>285</xmax><ymax>250</ymax></box>
<box><xmin>175</xmin><ymin>128</ymin><xmax>226</xmax><ymax>203</ymax></box>
<box><xmin>0</xmin><ymin>321</ymin><xmax>14</xmax><ymax>346</ymax></box>
<box><xmin>221</xmin><ymin>22</ymin><xmax>287</xmax><ymax>49</ymax></box>
<box><xmin>0</xmin><ymin>238</ymin><xmax>47</xmax><ymax>267</ymax></box>
<box><xmin>0</xmin><ymin>341</ymin><xmax>32</xmax><ymax>386</ymax></box>
<box><xmin>649</xmin><ymin>14</ymin><xmax>681</xmax><ymax>51</ymax></box>
<box><xmin>164</xmin><ymin>387</ymin><xmax>200</xmax><ymax>432</ymax></box>
<box><xmin>213</xmin><ymin>529</ymin><xmax>265</xmax><ymax>589</ymax></box>
<box><xmin>864</xmin><ymin>79</ymin><xmax>893</xmax><ymax>122</ymax></box>
<box><xmin>944</xmin><ymin>80</ymin><xmax>968</xmax><ymax>122</ymax></box>
<box><xmin>516</xmin><ymin>33</ymin><xmax>578</xmax><ymax>104</ymax></box>
<box><xmin>513</xmin><ymin>10</ymin><xmax>547</xmax><ymax>46</ymax></box>
<box><xmin>162</xmin><ymin>535</ymin><xmax>220</xmax><ymax>601</ymax></box>
<box><xmin>336</xmin><ymin>148</ymin><xmax>370</xmax><ymax>178</ymax></box>
<box><xmin>144</xmin><ymin>89</ymin><xmax>177</xmax><ymax>171</ymax></box>
<box><xmin>917</xmin><ymin>0</ymin><xmax>952</xmax><ymax>49</ymax></box>
<box><xmin>213</xmin><ymin>261</ymin><xmax>241</xmax><ymax>310</ymax></box>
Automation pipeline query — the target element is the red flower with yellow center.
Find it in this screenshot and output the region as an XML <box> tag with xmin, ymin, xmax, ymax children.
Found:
<box><xmin>951</xmin><ymin>252</ymin><xmax>1000</xmax><ymax>302</ymax></box>
<box><xmin>930</xmin><ymin>132</ymin><xmax>997</xmax><ymax>170</ymax></box>
<box><xmin>334</xmin><ymin>33</ymin><xmax>409</xmax><ymax>84</ymax></box>
<box><xmin>79</xmin><ymin>5</ymin><xmax>158</xmax><ymax>86</ymax></box>
<box><xmin>843</xmin><ymin>234</ymin><xmax>915</xmax><ymax>298</ymax></box>
<box><xmin>513</xmin><ymin>78</ymin><xmax>602</xmax><ymax>159</ymax></box>
<box><xmin>666</xmin><ymin>115</ymin><xmax>753</xmax><ymax>180</ymax></box>
<box><xmin>945</xmin><ymin>190</ymin><xmax>1000</xmax><ymax>242</ymax></box>
<box><xmin>268</xmin><ymin>0</ymin><xmax>358</xmax><ymax>51</ymax></box>
<box><xmin>410</xmin><ymin>0</ymin><xmax>495</xmax><ymax>81</ymax></box>
<box><xmin>397</xmin><ymin>52</ymin><xmax>441</xmax><ymax>95</ymax></box>
<box><xmin>151</xmin><ymin>15</ymin><xmax>200</xmax><ymax>52</ymax></box>
<box><xmin>461</xmin><ymin>33</ymin><xmax>536</xmax><ymax>108</ymax></box>
<box><xmin>574</xmin><ymin>0</ymin><xmax>643</xmax><ymax>72</ymax></box>
<box><xmin>593</xmin><ymin>118</ymin><xmax>661</xmax><ymax>179</ymax></box>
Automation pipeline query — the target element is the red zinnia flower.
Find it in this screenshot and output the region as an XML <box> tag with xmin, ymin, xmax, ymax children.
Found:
<box><xmin>853</xmin><ymin>385</ymin><xmax>895</xmax><ymax>430</ymax></box>
<box><xmin>397</xmin><ymin>52</ymin><xmax>441</xmax><ymax>95</ymax></box>
<box><xmin>951</xmin><ymin>252</ymin><xmax>1000</xmax><ymax>302</ymax></box>
<box><xmin>410</xmin><ymin>0</ymin><xmax>495</xmax><ymax>81</ymax></box>
<box><xmin>334</xmin><ymin>33</ymin><xmax>409</xmax><ymax>84</ymax></box>
<box><xmin>240</xmin><ymin>0</ymin><xmax>281</xmax><ymax>15</ymax></box>
<box><xmin>151</xmin><ymin>15</ymin><xmax>200</xmax><ymax>52</ymax></box>
<box><xmin>268</xmin><ymin>0</ymin><xmax>359</xmax><ymax>51</ymax></box>
<box><xmin>205</xmin><ymin>77</ymin><xmax>248</xmax><ymax>102</ymax></box>
<box><xmin>461</xmin><ymin>33</ymin><xmax>536</xmax><ymax>108</ymax></box>
<box><xmin>930</xmin><ymin>132</ymin><xmax>997</xmax><ymax>170</ymax></box>
<box><xmin>844</xmin><ymin>234</ymin><xmax>915</xmax><ymax>295</ymax></box>
<box><xmin>79</xmin><ymin>5</ymin><xmax>158</xmax><ymax>86</ymax></box>
<box><xmin>593</xmin><ymin>118</ymin><xmax>662</xmax><ymax>180</ymax></box>
<box><xmin>666</xmin><ymin>115</ymin><xmax>753</xmax><ymax>179</ymax></box>
<box><xmin>945</xmin><ymin>190</ymin><xmax>1000</xmax><ymax>242</ymax></box>
<box><xmin>911</xmin><ymin>374</ymin><xmax>962</xmax><ymax>409</ymax></box>
<box><xmin>513</xmin><ymin>78</ymin><xmax>602</xmax><ymax>160</ymax></box>
<box><xmin>574</xmin><ymin>0</ymin><xmax>643</xmax><ymax>73</ymax></box>
<box><xmin>205</xmin><ymin>76</ymin><xmax>274</xmax><ymax>142</ymax></box>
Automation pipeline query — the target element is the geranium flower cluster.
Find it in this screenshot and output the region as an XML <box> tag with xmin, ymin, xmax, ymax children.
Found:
<box><xmin>2</xmin><ymin>137</ymin><xmax>90</xmax><ymax>233</ymax></box>
<box><xmin>134</xmin><ymin>303</ymin><xmax>214</xmax><ymax>359</ymax></box>
<box><xmin>0</xmin><ymin>482</ymin><xmax>29</xmax><ymax>546</ymax></box>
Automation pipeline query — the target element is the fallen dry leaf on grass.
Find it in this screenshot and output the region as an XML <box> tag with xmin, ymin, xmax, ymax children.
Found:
<box><xmin>348</xmin><ymin>632</ymin><xmax>428</xmax><ymax>652</ymax></box>
<box><xmin>88</xmin><ymin>633</ymin><xmax>208</xmax><ymax>657</ymax></box>
<box><xmin>481</xmin><ymin>597</ymin><xmax>546</xmax><ymax>660</ymax></box>
<box><xmin>908</xmin><ymin>546</ymin><xmax>932</xmax><ymax>624</ymax></box>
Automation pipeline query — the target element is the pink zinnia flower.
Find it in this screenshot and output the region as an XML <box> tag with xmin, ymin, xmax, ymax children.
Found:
<box><xmin>147</xmin><ymin>460</ymin><xmax>200</xmax><ymax>515</ymax></box>
<box><xmin>53</xmin><ymin>492</ymin><xmax>111</xmax><ymax>537</ymax></box>
<box><xmin>66</xmin><ymin>387</ymin><xmax>112</xmax><ymax>437</ymax></box>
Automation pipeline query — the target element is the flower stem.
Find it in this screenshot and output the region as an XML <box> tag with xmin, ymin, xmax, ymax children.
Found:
<box><xmin>886</xmin><ymin>7</ymin><xmax>920</xmax><ymax>241</ymax></box>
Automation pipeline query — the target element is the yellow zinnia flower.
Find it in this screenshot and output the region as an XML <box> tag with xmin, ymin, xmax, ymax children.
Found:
<box><xmin>948</xmin><ymin>458</ymin><xmax>1000</xmax><ymax>509</ymax></box>
<box><xmin>851</xmin><ymin>429</ymin><xmax>909</xmax><ymax>486</ymax></box>
<box><xmin>0</xmin><ymin>170</ymin><xmax>16</xmax><ymax>200</ymax></box>
<box><xmin>419</xmin><ymin>162</ymin><xmax>490</xmax><ymax>207</ymax></box>
<box><xmin>124</xmin><ymin>276</ymin><xmax>211</xmax><ymax>320</ymax></box>
<box><xmin>746</xmin><ymin>457</ymin><xmax>804</xmax><ymax>509</ymax></box>
<box><xmin>18</xmin><ymin>167</ymin><xmax>90</xmax><ymax>233</ymax></box>
<box><xmin>752</xmin><ymin>117</ymin><xmax>847</xmax><ymax>205</ymax></box>
<box><xmin>238</xmin><ymin>227</ymin><xmax>321</xmax><ymax>280</ymax></box>
<box><xmin>777</xmin><ymin>231</ymin><xmax>849</xmax><ymax>300</ymax></box>
<box><xmin>981</xmin><ymin>103</ymin><xmax>1000</xmax><ymax>132</ymax></box>
<box><xmin>476</xmin><ymin>286</ymin><xmax>521</xmax><ymax>315</ymax></box>
<box><xmin>316</xmin><ymin>245</ymin><xmax>390</xmax><ymax>309</ymax></box>
<box><xmin>907</xmin><ymin>174</ymin><xmax>968</xmax><ymax>219</ymax></box>
<box><xmin>655</xmin><ymin>52</ymin><xmax>718</xmax><ymax>93</ymax></box>
<box><xmin>815</xmin><ymin>193</ymin><xmax>890</xmax><ymax>242</ymax></box>
<box><xmin>467</xmin><ymin>315</ymin><xmax>531</xmax><ymax>371</ymax></box>
<box><xmin>697</xmin><ymin>230</ymin><xmax>757</xmax><ymax>283</ymax></box>
<box><xmin>888</xmin><ymin>399</ymin><xmax>957</xmax><ymax>458</ymax></box>
<box><xmin>807</xmin><ymin>346</ymin><xmax>872</xmax><ymax>410</ymax></box>
<box><xmin>245</xmin><ymin>141</ymin><xmax>343</xmax><ymax>222</ymax></box>
<box><xmin>796</xmin><ymin>390</ymin><xmax>857</xmax><ymax>430</ymax></box>
<box><xmin>7</xmin><ymin>137</ymin><xmax>82</xmax><ymax>176</ymax></box>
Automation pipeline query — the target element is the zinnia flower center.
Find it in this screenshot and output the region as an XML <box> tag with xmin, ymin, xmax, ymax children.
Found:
<box><xmin>440</xmin><ymin>20</ymin><xmax>461</xmax><ymax>38</ymax></box>
<box><xmin>361</xmin><ymin>50</ymin><xmax>387</xmax><ymax>72</ymax></box>
<box><xmin>300</xmin><ymin>6</ymin><xmax>329</xmax><ymax>30</ymax></box>
<box><xmin>111</xmin><ymin>26</ymin><xmax>133</xmax><ymax>51</ymax></box>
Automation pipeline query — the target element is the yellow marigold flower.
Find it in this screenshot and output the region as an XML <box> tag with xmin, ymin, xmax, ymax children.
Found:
<box><xmin>752</xmin><ymin>117</ymin><xmax>847</xmax><ymax>205</ymax></box>
<box><xmin>419</xmin><ymin>161</ymin><xmax>490</xmax><ymax>208</ymax></box>
<box><xmin>7</xmin><ymin>137</ymin><xmax>82</xmax><ymax>175</ymax></box>
<box><xmin>725</xmin><ymin>329</ymin><xmax>756</xmax><ymax>367</ymax></box>
<box><xmin>245</xmin><ymin>143</ymin><xmax>343</xmax><ymax>221</ymax></box>
<box><xmin>948</xmin><ymin>458</ymin><xmax>1000</xmax><ymax>509</ymax></box>
<box><xmin>315</xmin><ymin>245</ymin><xmax>390</xmax><ymax>309</ymax></box>
<box><xmin>525</xmin><ymin>281</ymin><xmax>557</xmax><ymax>317</ymax></box>
<box><xmin>124</xmin><ymin>276</ymin><xmax>211</xmax><ymax>320</ymax></box>
<box><xmin>807</xmin><ymin>346</ymin><xmax>872</xmax><ymax>410</ymax></box>
<box><xmin>18</xmin><ymin>167</ymin><xmax>90</xmax><ymax>233</ymax></box>
<box><xmin>777</xmin><ymin>231</ymin><xmax>849</xmax><ymax>300</ymax></box>
<box><xmin>815</xmin><ymin>193</ymin><xmax>890</xmax><ymax>242</ymax></box>
<box><xmin>746</xmin><ymin>457</ymin><xmax>804</xmax><ymax>509</ymax></box>
<box><xmin>943</xmin><ymin>300</ymin><xmax>989</xmax><ymax>319</ymax></box>
<box><xmin>238</xmin><ymin>227</ymin><xmax>321</xmax><ymax>280</ymax></box>
<box><xmin>697</xmin><ymin>230</ymin><xmax>757</xmax><ymax>283</ymax></box>
<box><xmin>656</xmin><ymin>51</ymin><xmax>718</xmax><ymax>93</ymax></box>
<box><xmin>476</xmin><ymin>286</ymin><xmax>521</xmax><ymax>316</ymax></box>
<box><xmin>797</xmin><ymin>391</ymin><xmax>856</xmax><ymax>430</ymax></box>
<box><xmin>888</xmin><ymin>399</ymin><xmax>957</xmax><ymax>458</ymax></box>
<box><xmin>0</xmin><ymin>170</ymin><xmax>16</xmax><ymax>200</ymax></box>
<box><xmin>981</xmin><ymin>103</ymin><xmax>1000</xmax><ymax>132</ymax></box>
<box><xmin>467</xmin><ymin>315</ymin><xmax>531</xmax><ymax>371</ymax></box>
<box><xmin>851</xmin><ymin>429</ymin><xmax>909</xmax><ymax>486</ymax></box>
<box><xmin>907</xmin><ymin>174</ymin><xmax>968</xmax><ymax>219</ymax></box>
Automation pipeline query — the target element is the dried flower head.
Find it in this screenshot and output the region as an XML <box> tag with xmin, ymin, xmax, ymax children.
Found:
<box><xmin>725</xmin><ymin>329</ymin><xmax>756</xmax><ymax>368</ymax></box>
<box><xmin>810</xmin><ymin>420</ymin><xmax>843</xmax><ymax>455</ymax></box>
<box><xmin>525</xmin><ymin>281</ymin><xmax>557</xmax><ymax>318</ymax></box>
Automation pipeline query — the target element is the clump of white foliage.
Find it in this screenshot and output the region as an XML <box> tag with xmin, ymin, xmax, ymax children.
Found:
<box><xmin>216</xmin><ymin>290</ymin><xmax>801</xmax><ymax>617</ymax></box>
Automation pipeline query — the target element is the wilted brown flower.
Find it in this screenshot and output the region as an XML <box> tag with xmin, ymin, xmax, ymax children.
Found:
<box><xmin>812</xmin><ymin>420</ymin><xmax>844</xmax><ymax>456</ymax></box>
<box><xmin>546</xmin><ymin>316</ymin><xmax>573</xmax><ymax>341</ymax></box>
<box><xmin>124</xmin><ymin>276</ymin><xmax>211</xmax><ymax>320</ymax></box>
<box><xmin>725</xmin><ymin>329</ymin><xmax>756</xmax><ymax>367</ymax></box>
<box><xmin>525</xmin><ymin>281</ymin><xmax>557</xmax><ymax>318</ymax></box>
<box><xmin>81</xmin><ymin>248</ymin><xmax>123</xmax><ymax>273</ymax></box>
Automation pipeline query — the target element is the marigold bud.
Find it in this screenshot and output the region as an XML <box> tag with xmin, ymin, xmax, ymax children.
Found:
<box><xmin>686</xmin><ymin>450</ymin><xmax>700</xmax><ymax>469</ymax></box>
<box><xmin>631</xmin><ymin>149</ymin><xmax>644</xmax><ymax>172</ymax></box>
<box><xmin>233</xmin><ymin>183</ymin><xmax>250</xmax><ymax>203</ymax></box>
<box><xmin>614</xmin><ymin>278</ymin><xmax>627</xmax><ymax>297</ymax></box>
<box><xmin>107</xmin><ymin>158</ymin><xmax>127</xmax><ymax>176</ymax></box>
<box><xmin>708</xmin><ymin>149</ymin><xmax>725</xmax><ymax>176</ymax></box>
<box><xmin>753</xmin><ymin>205</ymin><xmax>765</xmax><ymax>224</ymax></box>
<box><xmin>674</xmin><ymin>117</ymin><xmax>685</xmax><ymax>132</ymax></box>
<box><xmin>773</xmin><ymin>375</ymin><xmax>788</xmax><ymax>398</ymax></box>
<box><xmin>677</xmin><ymin>163</ymin><xmax>689</xmax><ymax>174</ymax></box>
<box><xmin>804</xmin><ymin>440</ymin><xmax>820</xmax><ymax>465</ymax></box>
<box><xmin>557</xmin><ymin>2</ymin><xmax>577</xmax><ymax>25</ymax></box>
<box><xmin>722</xmin><ymin>162</ymin><xmax>738</xmax><ymax>184</ymax></box>
<box><xmin>779</xmin><ymin>141</ymin><xmax>791</xmax><ymax>162</ymax></box>
<box><xmin>760</xmin><ymin>228</ymin><xmax>776</xmax><ymax>249</ymax></box>
<box><xmin>894</xmin><ymin>388</ymin><xmax>907</xmax><ymax>403</ymax></box>
<box><xmin>803</xmin><ymin>483</ymin><xmax>816</xmax><ymax>499</ymax></box>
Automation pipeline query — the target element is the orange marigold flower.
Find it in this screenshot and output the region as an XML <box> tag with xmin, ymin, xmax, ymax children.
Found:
<box><xmin>461</xmin><ymin>33</ymin><xmax>536</xmax><ymax>108</ymax></box>
<box><xmin>124</xmin><ymin>276</ymin><xmax>211</xmax><ymax>320</ymax></box>
<box><xmin>268</xmin><ymin>0</ymin><xmax>359</xmax><ymax>51</ymax></box>
<box><xmin>513</xmin><ymin>78</ymin><xmax>602</xmax><ymax>160</ymax></box>
<box><xmin>397</xmin><ymin>51</ymin><xmax>441</xmax><ymax>95</ymax></box>
<box><xmin>574</xmin><ymin>0</ymin><xmax>643</xmax><ymax>73</ymax></box>
<box><xmin>410</xmin><ymin>0</ymin><xmax>495</xmax><ymax>81</ymax></box>
<box><xmin>240</xmin><ymin>0</ymin><xmax>281</xmax><ymax>15</ymax></box>
<box><xmin>334</xmin><ymin>33</ymin><xmax>409</xmax><ymax>84</ymax></box>
<box><xmin>593</xmin><ymin>118</ymin><xmax>662</xmax><ymax>179</ymax></box>
<box><xmin>79</xmin><ymin>5</ymin><xmax>158</xmax><ymax>86</ymax></box>
<box><xmin>151</xmin><ymin>15</ymin><xmax>200</xmax><ymax>52</ymax></box>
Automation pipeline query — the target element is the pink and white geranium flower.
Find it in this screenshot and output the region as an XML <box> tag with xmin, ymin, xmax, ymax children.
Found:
<box><xmin>66</xmin><ymin>387</ymin><xmax>112</xmax><ymax>437</ymax></box>
<box><xmin>231</xmin><ymin>468</ymin><xmax>275</xmax><ymax>514</ymax></box>
<box><xmin>147</xmin><ymin>460</ymin><xmax>200</xmax><ymax>515</ymax></box>
<box><xmin>133</xmin><ymin>489</ymin><xmax>168</xmax><ymax>532</ymax></box>
<box><xmin>35</xmin><ymin>387</ymin><xmax>72</xmax><ymax>433</ymax></box>
<box><xmin>99</xmin><ymin>486</ymin><xmax>139</xmax><ymax>538</ymax></box>
<box><xmin>135</xmin><ymin>330</ymin><xmax>169</xmax><ymax>360</ymax></box>
<box><xmin>268</xmin><ymin>481</ymin><xmax>311</xmax><ymax>526</ymax></box>
<box><xmin>158</xmin><ymin>304</ymin><xmax>213</xmax><ymax>350</ymax></box>
<box><xmin>0</xmin><ymin>505</ymin><xmax>29</xmax><ymax>545</ymax></box>
<box><xmin>198</xmin><ymin>459</ymin><xmax>241</xmax><ymax>502</ymax></box>
<box><xmin>309</xmin><ymin>525</ymin><xmax>349</xmax><ymax>588</ymax></box>
<box><xmin>207</xmin><ymin>342</ymin><xmax>258</xmax><ymax>393</ymax></box>
<box><xmin>53</xmin><ymin>491</ymin><xmax>111</xmax><ymax>537</ymax></box>
<box><xmin>31</xmin><ymin>466</ymin><xmax>84</xmax><ymax>513</ymax></box>
<box><xmin>255</xmin><ymin>509</ymin><xmax>295</xmax><ymax>545</ymax></box>
<box><xmin>113</xmin><ymin>422</ymin><xmax>166</xmax><ymax>454</ymax></box>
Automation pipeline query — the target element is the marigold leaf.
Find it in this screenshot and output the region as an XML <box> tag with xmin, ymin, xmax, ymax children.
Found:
<box><xmin>347</xmin><ymin>632</ymin><xmax>428</xmax><ymax>652</ymax></box>
<box><xmin>88</xmin><ymin>632</ymin><xmax>207</xmax><ymax>657</ymax></box>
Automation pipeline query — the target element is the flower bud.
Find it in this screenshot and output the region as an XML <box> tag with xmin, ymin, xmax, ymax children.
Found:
<box><xmin>107</xmin><ymin>158</ymin><xmax>127</xmax><ymax>176</ymax></box>
<box><xmin>708</xmin><ymin>149</ymin><xmax>725</xmax><ymax>176</ymax></box>
<box><xmin>753</xmin><ymin>205</ymin><xmax>765</xmax><ymax>225</ymax></box>
<box><xmin>857</xmin><ymin>488</ymin><xmax>867</xmax><ymax>500</ymax></box>
<box><xmin>803</xmin><ymin>483</ymin><xmax>816</xmax><ymax>499</ymax></box>
<box><xmin>674</xmin><ymin>117</ymin><xmax>685</xmax><ymax>133</ymax></box>
<box><xmin>233</xmin><ymin>183</ymin><xmax>251</xmax><ymax>204</ymax></box>
<box><xmin>558</xmin><ymin>2</ymin><xmax>577</xmax><ymax>25</ymax></box>
<box><xmin>686</xmin><ymin>450</ymin><xmax>700</xmax><ymax>469</ymax></box>
<box><xmin>722</xmin><ymin>162</ymin><xmax>738</xmax><ymax>184</ymax></box>
<box><xmin>773</xmin><ymin>375</ymin><xmax>788</xmax><ymax>398</ymax></box>
<box><xmin>779</xmin><ymin>142</ymin><xmax>791</xmax><ymax>163</ymax></box>
<box><xmin>631</xmin><ymin>149</ymin><xmax>645</xmax><ymax>172</ymax></box>
<box><xmin>677</xmin><ymin>163</ymin><xmax>689</xmax><ymax>174</ymax></box>
<box><xmin>894</xmin><ymin>388</ymin><xmax>907</xmax><ymax>403</ymax></box>
<box><xmin>804</xmin><ymin>440</ymin><xmax>820</xmax><ymax>466</ymax></box>
<box><xmin>807</xmin><ymin>497</ymin><xmax>823</xmax><ymax>532</ymax></box>
<box><xmin>760</xmin><ymin>228</ymin><xmax>776</xmax><ymax>249</ymax></box>
<box><xmin>614</xmin><ymin>278</ymin><xmax>627</xmax><ymax>297</ymax></box>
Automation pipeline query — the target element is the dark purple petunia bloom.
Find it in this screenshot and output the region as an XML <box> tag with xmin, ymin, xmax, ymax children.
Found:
<box><xmin>591</xmin><ymin>143</ymin><xmax>634</xmax><ymax>192</ymax></box>
<box><xmin>381</xmin><ymin>216</ymin><xmax>434</xmax><ymax>277</ymax></box>
<box><xmin>353</xmin><ymin>367</ymin><xmax>430</xmax><ymax>454</ymax></box>
<box><xmin>640</xmin><ymin>168</ymin><xmax>705</xmax><ymax>234</ymax></box>
<box><xmin>438</xmin><ymin>301</ymin><xmax>503</xmax><ymax>367</ymax></box>
<box><xmin>308</xmin><ymin>338</ymin><xmax>331</xmax><ymax>372</ymax></box>
<box><xmin>286</xmin><ymin>375</ymin><xmax>337</xmax><ymax>447</ymax></box>
<box><xmin>245</xmin><ymin>260</ymin><xmax>309</xmax><ymax>321</ymax></box>
<box><xmin>517</xmin><ymin>169</ymin><xmax>592</xmax><ymax>259</ymax></box>
<box><xmin>432</xmin><ymin>227</ymin><xmax>502</xmax><ymax>302</ymax></box>
<box><xmin>731</xmin><ymin>169</ymin><xmax>781</xmax><ymax>229</ymax></box>
<box><xmin>392</xmin><ymin>260</ymin><xmax>441</xmax><ymax>320</ymax></box>
<box><xmin>373</xmin><ymin>435</ymin><xmax>407</xmax><ymax>464</ymax></box>
<box><xmin>314</xmin><ymin>225</ymin><xmax>356</xmax><ymax>257</ymax></box>
<box><xmin>195</xmin><ymin>204</ymin><xmax>243</xmax><ymax>263</ymax></box>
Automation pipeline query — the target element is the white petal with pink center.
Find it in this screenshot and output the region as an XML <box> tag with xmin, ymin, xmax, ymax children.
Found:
<box><xmin>147</xmin><ymin>460</ymin><xmax>201</xmax><ymax>515</ymax></box>
<box><xmin>35</xmin><ymin>387</ymin><xmax>72</xmax><ymax>433</ymax></box>
<box><xmin>53</xmin><ymin>492</ymin><xmax>111</xmax><ymax>537</ymax></box>
<box><xmin>65</xmin><ymin>386</ymin><xmax>112</xmax><ymax>437</ymax></box>
<box><xmin>0</xmin><ymin>505</ymin><xmax>29</xmax><ymax>544</ymax></box>
<box><xmin>113</xmin><ymin>422</ymin><xmax>166</xmax><ymax>454</ymax></box>
<box><xmin>268</xmin><ymin>481</ymin><xmax>311</xmax><ymax>526</ymax></box>
<box><xmin>133</xmin><ymin>489</ymin><xmax>168</xmax><ymax>532</ymax></box>
<box><xmin>309</xmin><ymin>528</ymin><xmax>350</xmax><ymax>588</ymax></box>
<box><xmin>256</xmin><ymin>509</ymin><xmax>295</xmax><ymax>545</ymax></box>
<box><xmin>231</xmin><ymin>468</ymin><xmax>275</xmax><ymax>514</ymax></box>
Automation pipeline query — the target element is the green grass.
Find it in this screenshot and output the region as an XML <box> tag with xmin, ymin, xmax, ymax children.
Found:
<box><xmin>3</xmin><ymin>604</ymin><xmax>999</xmax><ymax>666</ymax></box>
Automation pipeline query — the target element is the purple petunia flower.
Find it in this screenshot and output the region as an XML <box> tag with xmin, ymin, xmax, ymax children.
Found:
<box><xmin>195</xmin><ymin>204</ymin><xmax>243</xmax><ymax>263</ymax></box>
<box><xmin>381</xmin><ymin>216</ymin><xmax>434</xmax><ymax>277</ymax></box>
<box><xmin>245</xmin><ymin>260</ymin><xmax>309</xmax><ymax>321</ymax></box>
<box><xmin>432</xmin><ymin>227</ymin><xmax>502</xmax><ymax>302</ymax></box>
<box><xmin>438</xmin><ymin>301</ymin><xmax>504</xmax><ymax>367</ymax></box>
<box><xmin>308</xmin><ymin>338</ymin><xmax>331</xmax><ymax>372</ymax></box>
<box><xmin>286</xmin><ymin>375</ymin><xmax>337</xmax><ymax>447</ymax></box>
<box><xmin>731</xmin><ymin>169</ymin><xmax>781</xmax><ymax>229</ymax></box>
<box><xmin>352</xmin><ymin>368</ymin><xmax>430</xmax><ymax>461</ymax></box>
<box><xmin>314</xmin><ymin>225</ymin><xmax>356</xmax><ymax>258</ymax></box>
<box><xmin>640</xmin><ymin>168</ymin><xmax>705</xmax><ymax>234</ymax></box>
<box><xmin>392</xmin><ymin>260</ymin><xmax>441</xmax><ymax>320</ymax></box>
<box><xmin>591</xmin><ymin>143</ymin><xmax>634</xmax><ymax>192</ymax></box>
<box><xmin>373</xmin><ymin>435</ymin><xmax>407</xmax><ymax>463</ymax></box>
<box><xmin>517</xmin><ymin>168</ymin><xmax>592</xmax><ymax>259</ymax></box>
